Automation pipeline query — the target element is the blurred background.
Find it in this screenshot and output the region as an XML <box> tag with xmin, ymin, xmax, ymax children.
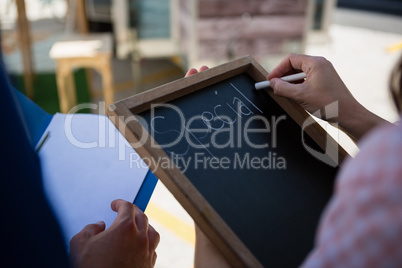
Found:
<box><xmin>1</xmin><ymin>0</ymin><xmax>401</xmax><ymax>267</ymax></box>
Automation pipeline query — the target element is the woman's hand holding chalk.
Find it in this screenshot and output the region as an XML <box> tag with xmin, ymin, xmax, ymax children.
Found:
<box><xmin>255</xmin><ymin>72</ymin><xmax>307</xmax><ymax>90</ymax></box>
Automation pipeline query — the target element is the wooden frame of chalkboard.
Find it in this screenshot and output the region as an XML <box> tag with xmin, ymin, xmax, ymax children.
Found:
<box><xmin>108</xmin><ymin>56</ymin><xmax>348</xmax><ymax>267</ymax></box>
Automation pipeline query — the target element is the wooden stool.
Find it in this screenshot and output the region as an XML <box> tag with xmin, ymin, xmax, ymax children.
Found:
<box><xmin>49</xmin><ymin>34</ymin><xmax>114</xmax><ymax>113</ymax></box>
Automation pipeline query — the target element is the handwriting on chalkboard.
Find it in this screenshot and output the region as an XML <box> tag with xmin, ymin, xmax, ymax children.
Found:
<box><xmin>149</xmin><ymin>81</ymin><xmax>284</xmax><ymax>158</ymax></box>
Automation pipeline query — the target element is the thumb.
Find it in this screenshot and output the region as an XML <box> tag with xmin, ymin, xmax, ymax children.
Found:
<box><xmin>70</xmin><ymin>221</ymin><xmax>106</xmax><ymax>249</ymax></box>
<box><xmin>269</xmin><ymin>78</ymin><xmax>301</xmax><ymax>100</ymax></box>
<box><xmin>79</xmin><ymin>221</ymin><xmax>106</xmax><ymax>239</ymax></box>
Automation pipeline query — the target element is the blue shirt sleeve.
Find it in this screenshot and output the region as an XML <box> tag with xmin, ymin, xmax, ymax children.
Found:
<box><xmin>13</xmin><ymin>88</ymin><xmax>53</xmax><ymax>147</ymax></box>
<box><xmin>0</xmin><ymin>54</ymin><xmax>69</xmax><ymax>267</ymax></box>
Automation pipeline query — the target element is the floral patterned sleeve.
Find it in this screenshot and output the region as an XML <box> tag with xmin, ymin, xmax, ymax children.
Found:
<box><xmin>302</xmin><ymin>121</ymin><xmax>402</xmax><ymax>268</ymax></box>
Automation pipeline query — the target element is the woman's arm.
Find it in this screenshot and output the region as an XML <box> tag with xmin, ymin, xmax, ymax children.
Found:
<box><xmin>267</xmin><ymin>54</ymin><xmax>390</xmax><ymax>143</ymax></box>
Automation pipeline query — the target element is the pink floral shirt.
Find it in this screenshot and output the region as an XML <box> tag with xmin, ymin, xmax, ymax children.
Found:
<box><xmin>302</xmin><ymin>120</ymin><xmax>402</xmax><ymax>267</ymax></box>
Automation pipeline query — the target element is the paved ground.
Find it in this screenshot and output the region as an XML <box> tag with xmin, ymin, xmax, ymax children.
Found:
<box><xmin>1</xmin><ymin>2</ymin><xmax>402</xmax><ymax>267</ymax></box>
<box><xmin>307</xmin><ymin>10</ymin><xmax>402</xmax><ymax>157</ymax></box>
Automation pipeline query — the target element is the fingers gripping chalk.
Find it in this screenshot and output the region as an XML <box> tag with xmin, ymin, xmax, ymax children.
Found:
<box><xmin>255</xmin><ymin>72</ymin><xmax>307</xmax><ymax>90</ymax></box>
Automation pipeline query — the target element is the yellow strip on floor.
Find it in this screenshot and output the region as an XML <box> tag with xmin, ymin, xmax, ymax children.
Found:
<box><xmin>145</xmin><ymin>202</ymin><xmax>195</xmax><ymax>246</ymax></box>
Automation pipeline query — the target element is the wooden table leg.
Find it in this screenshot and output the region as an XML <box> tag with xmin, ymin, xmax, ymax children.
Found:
<box><xmin>101</xmin><ymin>57</ymin><xmax>114</xmax><ymax>109</ymax></box>
<box><xmin>56</xmin><ymin>62</ymin><xmax>70</xmax><ymax>113</ymax></box>
<box><xmin>15</xmin><ymin>0</ymin><xmax>34</xmax><ymax>99</ymax></box>
<box><xmin>66</xmin><ymin>68</ymin><xmax>77</xmax><ymax>111</ymax></box>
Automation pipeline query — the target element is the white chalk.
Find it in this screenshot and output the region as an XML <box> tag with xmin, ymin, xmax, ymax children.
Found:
<box><xmin>255</xmin><ymin>72</ymin><xmax>307</xmax><ymax>90</ymax></box>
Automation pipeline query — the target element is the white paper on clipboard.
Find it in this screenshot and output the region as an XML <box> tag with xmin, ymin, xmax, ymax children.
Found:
<box><xmin>38</xmin><ymin>113</ymin><xmax>149</xmax><ymax>248</ymax></box>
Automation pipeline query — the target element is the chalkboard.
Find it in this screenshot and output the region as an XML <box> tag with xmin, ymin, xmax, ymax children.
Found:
<box><xmin>108</xmin><ymin>56</ymin><xmax>348</xmax><ymax>267</ymax></box>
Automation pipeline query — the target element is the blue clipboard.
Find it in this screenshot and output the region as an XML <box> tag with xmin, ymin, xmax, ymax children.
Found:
<box><xmin>14</xmin><ymin>89</ymin><xmax>157</xmax><ymax>211</ymax></box>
